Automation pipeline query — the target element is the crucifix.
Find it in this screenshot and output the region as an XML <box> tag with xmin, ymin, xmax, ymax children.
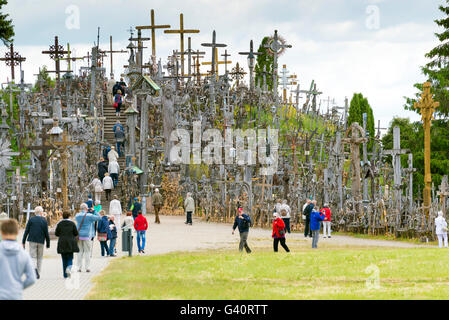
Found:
<box><xmin>102</xmin><ymin>36</ymin><xmax>127</xmax><ymax>79</ymax></box>
<box><xmin>414</xmin><ymin>82</ymin><xmax>439</xmax><ymax>217</ymax></box>
<box><xmin>164</xmin><ymin>13</ymin><xmax>200</xmax><ymax>76</ymax></box>
<box><xmin>129</xmin><ymin>29</ymin><xmax>150</xmax><ymax>73</ymax></box>
<box><xmin>264</xmin><ymin>30</ymin><xmax>291</xmax><ymax>108</ymax></box>
<box><xmin>0</xmin><ymin>43</ymin><xmax>26</xmax><ymax>82</ymax></box>
<box><xmin>42</xmin><ymin>36</ymin><xmax>69</xmax><ymax>83</ymax></box>
<box><xmin>342</xmin><ymin>122</ymin><xmax>368</xmax><ymax>216</ymax></box>
<box><xmin>52</xmin><ymin>131</ymin><xmax>84</xmax><ymax>215</ymax></box>
<box><xmin>136</xmin><ymin>9</ymin><xmax>171</xmax><ymax>59</ymax></box>
<box><xmin>239</xmin><ymin>40</ymin><xmax>262</xmax><ymax>91</ymax></box>
<box><xmin>201</xmin><ymin>30</ymin><xmax>227</xmax><ymax>77</ymax></box>
<box><xmin>27</xmin><ymin>130</ymin><xmax>58</xmax><ymax>194</ymax></box>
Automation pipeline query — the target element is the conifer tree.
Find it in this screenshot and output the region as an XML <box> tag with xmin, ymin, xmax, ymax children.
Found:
<box><xmin>0</xmin><ymin>0</ymin><xmax>14</xmax><ymax>45</ymax></box>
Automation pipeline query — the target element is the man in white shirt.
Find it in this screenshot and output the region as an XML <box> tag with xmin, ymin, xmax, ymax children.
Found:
<box><xmin>109</xmin><ymin>195</ymin><xmax>122</xmax><ymax>230</ymax></box>
<box><xmin>108</xmin><ymin>146</ymin><xmax>119</xmax><ymax>162</ymax></box>
<box><xmin>108</xmin><ymin>160</ymin><xmax>120</xmax><ymax>188</ymax></box>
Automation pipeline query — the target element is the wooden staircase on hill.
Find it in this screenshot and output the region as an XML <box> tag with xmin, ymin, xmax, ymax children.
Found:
<box><xmin>103</xmin><ymin>104</ymin><xmax>126</xmax><ymax>170</ymax></box>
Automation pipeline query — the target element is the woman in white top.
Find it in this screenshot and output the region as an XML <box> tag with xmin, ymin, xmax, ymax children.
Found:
<box><xmin>435</xmin><ymin>211</ymin><xmax>448</xmax><ymax>248</ymax></box>
<box><xmin>109</xmin><ymin>195</ymin><xmax>122</xmax><ymax>230</ymax></box>
<box><xmin>91</xmin><ymin>178</ymin><xmax>103</xmax><ymax>203</ymax></box>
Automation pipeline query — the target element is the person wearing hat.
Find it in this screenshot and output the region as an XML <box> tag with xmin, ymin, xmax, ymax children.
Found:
<box><xmin>232</xmin><ymin>208</ymin><xmax>252</xmax><ymax>253</ymax></box>
<box><xmin>272</xmin><ymin>212</ymin><xmax>290</xmax><ymax>252</ymax></box>
<box><xmin>151</xmin><ymin>189</ymin><xmax>163</xmax><ymax>224</ymax></box>
<box><xmin>22</xmin><ymin>206</ymin><xmax>50</xmax><ymax>279</ymax></box>
<box><xmin>435</xmin><ymin>211</ymin><xmax>448</xmax><ymax>248</ymax></box>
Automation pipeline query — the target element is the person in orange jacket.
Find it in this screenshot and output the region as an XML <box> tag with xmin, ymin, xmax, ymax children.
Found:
<box><xmin>272</xmin><ymin>212</ymin><xmax>290</xmax><ymax>253</ymax></box>
<box><xmin>133</xmin><ymin>211</ymin><xmax>148</xmax><ymax>254</ymax></box>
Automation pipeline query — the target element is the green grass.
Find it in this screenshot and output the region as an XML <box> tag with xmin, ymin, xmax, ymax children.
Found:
<box><xmin>333</xmin><ymin>231</ymin><xmax>438</xmax><ymax>246</ymax></box>
<box><xmin>88</xmin><ymin>244</ymin><xmax>449</xmax><ymax>300</ymax></box>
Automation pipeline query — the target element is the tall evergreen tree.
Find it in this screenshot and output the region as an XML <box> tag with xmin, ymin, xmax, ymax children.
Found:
<box><xmin>254</xmin><ymin>37</ymin><xmax>274</xmax><ymax>91</ymax></box>
<box><xmin>347</xmin><ymin>93</ymin><xmax>375</xmax><ymax>151</ymax></box>
<box><xmin>0</xmin><ymin>0</ymin><xmax>14</xmax><ymax>45</ymax></box>
<box><xmin>405</xmin><ymin>0</ymin><xmax>449</xmax><ymax>118</ymax></box>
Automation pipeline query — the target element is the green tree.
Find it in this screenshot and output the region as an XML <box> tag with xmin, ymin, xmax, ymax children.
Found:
<box><xmin>347</xmin><ymin>93</ymin><xmax>375</xmax><ymax>151</ymax></box>
<box><xmin>0</xmin><ymin>0</ymin><xmax>14</xmax><ymax>45</ymax></box>
<box><xmin>33</xmin><ymin>66</ymin><xmax>55</xmax><ymax>92</ymax></box>
<box><xmin>405</xmin><ymin>0</ymin><xmax>449</xmax><ymax>118</ymax></box>
<box><xmin>255</xmin><ymin>37</ymin><xmax>274</xmax><ymax>91</ymax></box>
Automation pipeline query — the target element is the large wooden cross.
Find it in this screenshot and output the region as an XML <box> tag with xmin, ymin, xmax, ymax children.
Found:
<box><xmin>201</xmin><ymin>30</ymin><xmax>227</xmax><ymax>77</ymax></box>
<box><xmin>42</xmin><ymin>36</ymin><xmax>69</xmax><ymax>82</ymax></box>
<box><xmin>0</xmin><ymin>43</ymin><xmax>26</xmax><ymax>81</ymax></box>
<box><xmin>102</xmin><ymin>36</ymin><xmax>127</xmax><ymax>79</ymax></box>
<box><xmin>438</xmin><ymin>176</ymin><xmax>449</xmax><ymax>218</ymax></box>
<box><xmin>56</xmin><ymin>43</ymin><xmax>85</xmax><ymax>74</ymax></box>
<box><xmin>192</xmin><ymin>51</ymin><xmax>205</xmax><ymax>84</ymax></box>
<box><xmin>414</xmin><ymin>82</ymin><xmax>439</xmax><ymax>217</ymax></box>
<box><xmin>52</xmin><ymin>131</ymin><xmax>84</xmax><ymax>214</ymax></box>
<box><xmin>183</xmin><ymin>37</ymin><xmax>205</xmax><ymax>77</ymax></box>
<box><xmin>27</xmin><ymin>130</ymin><xmax>57</xmax><ymax>193</ymax></box>
<box><xmin>202</xmin><ymin>47</ymin><xmax>232</xmax><ymax>78</ymax></box>
<box><xmin>136</xmin><ymin>9</ymin><xmax>171</xmax><ymax>58</ymax></box>
<box><xmin>164</xmin><ymin>13</ymin><xmax>200</xmax><ymax>76</ymax></box>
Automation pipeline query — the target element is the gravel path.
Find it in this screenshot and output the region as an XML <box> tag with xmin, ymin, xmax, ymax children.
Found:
<box><xmin>21</xmin><ymin>214</ymin><xmax>433</xmax><ymax>300</ymax></box>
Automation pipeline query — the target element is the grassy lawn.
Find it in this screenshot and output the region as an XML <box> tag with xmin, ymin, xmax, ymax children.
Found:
<box><xmin>87</xmin><ymin>245</ymin><xmax>449</xmax><ymax>300</ymax></box>
<box><xmin>333</xmin><ymin>231</ymin><xmax>438</xmax><ymax>246</ymax></box>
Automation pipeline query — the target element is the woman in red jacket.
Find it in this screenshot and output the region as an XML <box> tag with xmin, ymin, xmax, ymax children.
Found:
<box><xmin>133</xmin><ymin>211</ymin><xmax>148</xmax><ymax>254</ymax></box>
<box><xmin>272</xmin><ymin>212</ymin><xmax>290</xmax><ymax>252</ymax></box>
<box><xmin>321</xmin><ymin>204</ymin><xmax>332</xmax><ymax>238</ymax></box>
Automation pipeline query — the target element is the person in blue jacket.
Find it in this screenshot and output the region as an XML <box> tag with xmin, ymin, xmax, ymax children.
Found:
<box><xmin>97</xmin><ymin>210</ymin><xmax>112</xmax><ymax>257</ymax></box>
<box><xmin>310</xmin><ymin>200</ymin><xmax>325</xmax><ymax>249</ymax></box>
<box><xmin>75</xmin><ymin>203</ymin><xmax>101</xmax><ymax>272</ymax></box>
<box><xmin>130</xmin><ymin>197</ymin><xmax>142</xmax><ymax>221</ymax></box>
<box><xmin>232</xmin><ymin>208</ymin><xmax>252</xmax><ymax>253</ymax></box>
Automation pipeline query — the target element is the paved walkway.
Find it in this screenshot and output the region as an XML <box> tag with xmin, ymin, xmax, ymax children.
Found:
<box><xmin>21</xmin><ymin>214</ymin><xmax>433</xmax><ymax>300</ymax></box>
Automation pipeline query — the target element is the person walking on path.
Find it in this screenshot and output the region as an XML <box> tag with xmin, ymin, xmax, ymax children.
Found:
<box><xmin>108</xmin><ymin>159</ymin><xmax>120</xmax><ymax>188</ymax></box>
<box><xmin>113</xmin><ymin>89</ymin><xmax>123</xmax><ymax>117</ymax></box>
<box><xmin>122</xmin><ymin>211</ymin><xmax>134</xmax><ymax>231</ymax></box>
<box><xmin>109</xmin><ymin>195</ymin><xmax>122</xmax><ymax>229</ymax></box>
<box><xmin>184</xmin><ymin>192</ymin><xmax>195</xmax><ymax>225</ymax></box>
<box><xmin>102</xmin><ymin>173</ymin><xmax>114</xmax><ymax>201</ymax></box>
<box><xmin>280</xmin><ymin>199</ymin><xmax>291</xmax><ymax>234</ymax></box>
<box><xmin>22</xmin><ymin>206</ymin><xmax>50</xmax><ymax>279</ymax></box>
<box><xmin>303</xmin><ymin>199</ymin><xmax>314</xmax><ymax>238</ymax></box>
<box><xmin>97</xmin><ymin>157</ymin><xmax>108</xmax><ymax>182</ymax></box>
<box><xmin>97</xmin><ymin>210</ymin><xmax>111</xmax><ymax>257</ymax></box>
<box><xmin>114</xmin><ymin>126</ymin><xmax>125</xmax><ymax>157</ymax></box>
<box><xmin>134</xmin><ymin>211</ymin><xmax>148</xmax><ymax>254</ymax></box>
<box><xmin>75</xmin><ymin>203</ymin><xmax>101</xmax><ymax>272</ymax></box>
<box><xmin>310</xmin><ymin>205</ymin><xmax>325</xmax><ymax>249</ymax></box>
<box><xmin>435</xmin><ymin>211</ymin><xmax>448</xmax><ymax>248</ymax></box>
<box><xmin>321</xmin><ymin>204</ymin><xmax>332</xmax><ymax>238</ymax></box>
<box><xmin>151</xmin><ymin>189</ymin><xmax>163</xmax><ymax>224</ymax></box>
<box><xmin>94</xmin><ymin>200</ymin><xmax>102</xmax><ymax>214</ymax></box>
<box><xmin>232</xmin><ymin>208</ymin><xmax>252</xmax><ymax>253</ymax></box>
<box><xmin>108</xmin><ymin>146</ymin><xmax>119</xmax><ymax>163</ymax></box>
<box><xmin>91</xmin><ymin>177</ymin><xmax>103</xmax><ymax>203</ymax></box>
<box><xmin>0</xmin><ymin>219</ymin><xmax>36</xmax><ymax>300</ymax></box>
<box><xmin>108</xmin><ymin>216</ymin><xmax>118</xmax><ymax>256</ymax></box>
<box><xmin>130</xmin><ymin>197</ymin><xmax>142</xmax><ymax>221</ymax></box>
<box><xmin>272</xmin><ymin>212</ymin><xmax>290</xmax><ymax>252</ymax></box>
<box><xmin>55</xmin><ymin>211</ymin><xmax>79</xmax><ymax>279</ymax></box>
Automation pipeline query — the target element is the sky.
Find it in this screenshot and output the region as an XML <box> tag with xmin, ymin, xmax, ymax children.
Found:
<box><xmin>0</xmin><ymin>0</ymin><xmax>445</xmax><ymax>130</ymax></box>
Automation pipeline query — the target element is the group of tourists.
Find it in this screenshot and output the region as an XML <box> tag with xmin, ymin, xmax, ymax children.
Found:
<box><xmin>112</xmin><ymin>78</ymin><xmax>127</xmax><ymax>117</ymax></box>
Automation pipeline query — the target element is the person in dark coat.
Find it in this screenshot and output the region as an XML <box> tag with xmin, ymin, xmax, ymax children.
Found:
<box><xmin>102</xmin><ymin>145</ymin><xmax>111</xmax><ymax>161</ymax></box>
<box><xmin>303</xmin><ymin>200</ymin><xmax>315</xmax><ymax>238</ymax></box>
<box><xmin>97</xmin><ymin>157</ymin><xmax>108</xmax><ymax>181</ymax></box>
<box><xmin>85</xmin><ymin>195</ymin><xmax>94</xmax><ymax>213</ymax></box>
<box><xmin>232</xmin><ymin>208</ymin><xmax>252</xmax><ymax>253</ymax></box>
<box><xmin>55</xmin><ymin>212</ymin><xmax>79</xmax><ymax>278</ymax></box>
<box><xmin>97</xmin><ymin>210</ymin><xmax>112</xmax><ymax>257</ymax></box>
<box><xmin>131</xmin><ymin>198</ymin><xmax>142</xmax><ymax>221</ymax></box>
<box><xmin>112</xmin><ymin>81</ymin><xmax>121</xmax><ymax>96</ymax></box>
<box><xmin>22</xmin><ymin>206</ymin><xmax>50</xmax><ymax>279</ymax></box>
<box><xmin>108</xmin><ymin>216</ymin><xmax>118</xmax><ymax>257</ymax></box>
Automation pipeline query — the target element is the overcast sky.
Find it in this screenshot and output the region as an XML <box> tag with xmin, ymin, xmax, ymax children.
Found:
<box><xmin>0</xmin><ymin>0</ymin><xmax>444</xmax><ymax>129</ymax></box>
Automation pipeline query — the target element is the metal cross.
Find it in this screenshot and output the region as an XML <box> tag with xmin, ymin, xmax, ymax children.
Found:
<box><xmin>42</xmin><ymin>36</ymin><xmax>69</xmax><ymax>82</ymax></box>
<box><xmin>239</xmin><ymin>40</ymin><xmax>262</xmax><ymax>91</ymax></box>
<box><xmin>0</xmin><ymin>43</ymin><xmax>26</xmax><ymax>81</ymax></box>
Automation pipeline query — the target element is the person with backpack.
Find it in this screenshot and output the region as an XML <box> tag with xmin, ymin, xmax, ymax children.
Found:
<box><xmin>232</xmin><ymin>208</ymin><xmax>252</xmax><ymax>253</ymax></box>
<box><xmin>272</xmin><ymin>212</ymin><xmax>290</xmax><ymax>252</ymax></box>
<box><xmin>113</xmin><ymin>89</ymin><xmax>123</xmax><ymax>117</ymax></box>
<box><xmin>112</xmin><ymin>81</ymin><xmax>121</xmax><ymax>96</ymax></box>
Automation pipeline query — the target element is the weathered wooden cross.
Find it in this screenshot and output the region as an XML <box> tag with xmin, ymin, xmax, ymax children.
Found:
<box><xmin>0</xmin><ymin>43</ymin><xmax>26</xmax><ymax>81</ymax></box>
<box><xmin>136</xmin><ymin>9</ymin><xmax>171</xmax><ymax>58</ymax></box>
<box><xmin>102</xmin><ymin>36</ymin><xmax>127</xmax><ymax>79</ymax></box>
<box><xmin>239</xmin><ymin>40</ymin><xmax>262</xmax><ymax>91</ymax></box>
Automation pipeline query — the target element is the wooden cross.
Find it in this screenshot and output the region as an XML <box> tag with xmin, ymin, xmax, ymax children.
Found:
<box><xmin>0</xmin><ymin>43</ymin><xmax>26</xmax><ymax>81</ymax></box>
<box><xmin>229</xmin><ymin>62</ymin><xmax>246</xmax><ymax>87</ymax></box>
<box><xmin>164</xmin><ymin>13</ymin><xmax>200</xmax><ymax>76</ymax></box>
<box><xmin>102</xmin><ymin>36</ymin><xmax>127</xmax><ymax>79</ymax></box>
<box><xmin>56</xmin><ymin>43</ymin><xmax>84</xmax><ymax>73</ymax></box>
<box><xmin>182</xmin><ymin>37</ymin><xmax>205</xmax><ymax>77</ymax></box>
<box><xmin>202</xmin><ymin>47</ymin><xmax>232</xmax><ymax>77</ymax></box>
<box><xmin>239</xmin><ymin>40</ymin><xmax>262</xmax><ymax>90</ymax></box>
<box><xmin>192</xmin><ymin>52</ymin><xmax>205</xmax><ymax>84</ymax></box>
<box><xmin>438</xmin><ymin>176</ymin><xmax>449</xmax><ymax>217</ymax></box>
<box><xmin>136</xmin><ymin>9</ymin><xmax>171</xmax><ymax>58</ymax></box>
<box><xmin>221</xmin><ymin>50</ymin><xmax>231</xmax><ymax>75</ymax></box>
<box><xmin>42</xmin><ymin>36</ymin><xmax>69</xmax><ymax>82</ymax></box>
<box><xmin>27</xmin><ymin>130</ymin><xmax>58</xmax><ymax>193</ymax></box>
<box><xmin>414</xmin><ymin>82</ymin><xmax>439</xmax><ymax>217</ymax></box>
<box><xmin>52</xmin><ymin>131</ymin><xmax>84</xmax><ymax>214</ymax></box>
<box><xmin>201</xmin><ymin>30</ymin><xmax>227</xmax><ymax>77</ymax></box>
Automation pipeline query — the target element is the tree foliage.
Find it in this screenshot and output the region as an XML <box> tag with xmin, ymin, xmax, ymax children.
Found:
<box><xmin>405</xmin><ymin>0</ymin><xmax>449</xmax><ymax>118</ymax></box>
<box><xmin>255</xmin><ymin>37</ymin><xmax>274</xmax><ymax>91</ymax></box>
<box><xmin>0</xmin><ymin>0</ymin><xmax>14</xmax><ymax>45</ymax></box>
